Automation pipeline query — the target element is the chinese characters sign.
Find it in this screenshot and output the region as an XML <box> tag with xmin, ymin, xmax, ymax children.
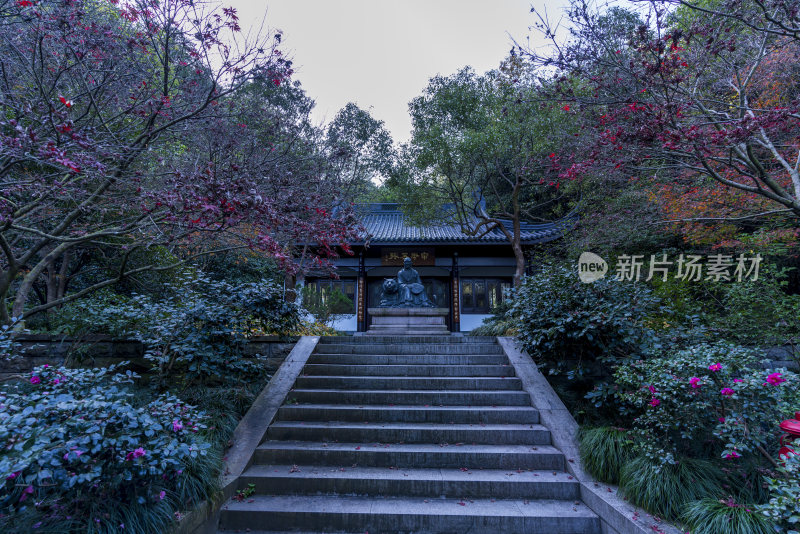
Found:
<box><xmin>381</xmin><ymin>248</ymin><xmax>436</xmax><ymax>266</ymax></box>
<box><xmin>578</xmin><ymin>252</ymin><xmax>763</xmax><ymax>283</ymax></box>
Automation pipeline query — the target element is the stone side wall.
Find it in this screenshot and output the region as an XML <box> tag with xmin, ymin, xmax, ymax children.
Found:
<box><xmin>0</xmin><ymin>335</ymin><xmax>299</xmax><ymax>380</ymax></box>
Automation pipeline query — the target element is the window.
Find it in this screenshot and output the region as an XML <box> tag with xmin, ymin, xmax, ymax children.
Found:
<box><xmin>304</xmin><ymin>279</ymin><xmax>356</xmax><ymax>314</ymax></box>
<box><xmin>460</xmin><ymin>278</ymin><xmax>511</xmax><ymax>313</ymax></box>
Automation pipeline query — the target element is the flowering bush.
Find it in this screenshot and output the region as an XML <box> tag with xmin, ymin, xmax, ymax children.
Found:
<box><xmin>0</xmin><ymin>365</ymin><xmax>210</xmax><ymax>531</ymax></box>
<box><xmin>613</xmin><ymin>342</ymin><xmax>800</xmax><ymax>465</ymax></box>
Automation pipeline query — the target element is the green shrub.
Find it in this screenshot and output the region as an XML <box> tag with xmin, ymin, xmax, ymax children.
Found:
<box><xmin>470</xmin><ymin>300</ymin><xmax>517</xmax><ymax>336</ymax></box>
<box><xmin>619</xmin><ymin>456</ymin><xmax>725</xmax><ymax>521</ymax></box>
<box><xmin>651</xmin><ymin>262</ymin><xmax>800</xmax><ymax>346</ymax></box>
<box><xmin>490</xmin><ymin>265</ymin><xmax>663</xmax><ymax>377</ymax></box>
<box><xmin>759</xmin><ymin>452</ymin><xmax>800</xmax><ymax>533</ymax></box>
<box><xmin>578</xmin><ymin>427</ymin><xmax>633</xmax><ymax>484</ymax></box>
<box><xmin>0</xmin><ymin>365</ymin><xmax>211</xmax><ymax>533</ymax></box>
<box><xmin>683</xmin><ymin>498</ymin><xmax>776</xmax><ymax>534</ymax></box>
<box><xmin>70</xmin><ymin>275</ymin><xmax>299</xmax><ymax>385</ymax></box>
<box><xmin>707</xmin><ymin>263</ymin><xmax>800</xmax><ymax>345</ymax></box>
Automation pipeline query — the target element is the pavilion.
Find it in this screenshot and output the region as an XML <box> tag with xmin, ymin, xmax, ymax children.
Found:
<box><xmin>303</xmin><ymin>203</ymin><xmax>573</xmax><ymax>332</ymax></box>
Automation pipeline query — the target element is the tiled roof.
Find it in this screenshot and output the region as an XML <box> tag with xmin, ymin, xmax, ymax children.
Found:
<box><xmin>356</xmin><ymin>204</ymin><xmax>575</xmax><ymax>245</ymax></box>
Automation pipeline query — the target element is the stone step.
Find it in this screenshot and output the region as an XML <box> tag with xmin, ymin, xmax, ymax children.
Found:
<box><xmin>239</xmin><ymin>465</ymin><xmax>580</xmax><ymax>500</ymax></box>
<box><xmin>371</xmin><ymin>316</ymin><xmax>447</xmax><ymax>324</ymax></box>
<box><xmin>219</xmin><ymin>495</ymin><xmax>600</xmax><ymax>534</ymax></box>
<box><xmin>253</xmin><ymin>441</ymin><xmax>564</xmax><ymax>470</ymax></box>
<box><xmin>302</xmin><ymin>363</ymin><xmax>515</xmax><ymax>377</ymax></box>
<box><xmin>286</xmin><ymin>389</ymin><xmax>531</xmax><ymax>406</ymax></box>
<box><xmin>314</xmin><ymin>343</ymin><xmax>503</xmax><ymax>355</ymax></box>
<box><xmin>266</xmin><ymin>421</ymin><xmax>551</xmax><ymax>445</ymax></box>
<box><xmin>275</xmin><ymin>404</ymin><xmax>539</xmax><ymax>424</ymax></box>
<box><xmin>320</xmin><ymin>335</ymin><xmax>497</xmax><ymax>344</ymax></box>
<box><xmin>294</xmin><ymin>375</ymin><xmax>523</xmax><ymax>391</ymax></box>
<box><xmin>365</xmin><ymin>329</ymin><xmax>452</xmax><ymax>335</ymax></box>
<box><xmin>307</xmin><ymin>354</ymin><xmax>508</xmax><ymax>365</ymax></box>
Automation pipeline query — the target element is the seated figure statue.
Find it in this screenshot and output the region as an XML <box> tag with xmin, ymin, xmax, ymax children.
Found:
<box><xmin>380</xmin><ymin>257</ymin><xmax>434</xmax><ymax>308</ymax></box>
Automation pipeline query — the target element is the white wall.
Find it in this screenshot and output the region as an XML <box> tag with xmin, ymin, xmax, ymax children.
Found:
<box><xmin>330</xmin><ymin>315</ymin><xmax>357</xmax><ymax>333</ymax></box>
<box><xmin>460</xmin><ymin>314</ymin><xmax>493</xmax><ymax>332</ymax></box>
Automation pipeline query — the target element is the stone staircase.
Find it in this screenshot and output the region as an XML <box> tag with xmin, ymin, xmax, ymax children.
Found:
<box><xmin>217</xmin><ymin>335</ymin><xmax>600</xmax><ymax>533</ymax></box>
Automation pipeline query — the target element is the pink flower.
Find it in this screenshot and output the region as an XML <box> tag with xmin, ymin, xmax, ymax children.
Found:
<box><xmin>725</xmin><ymin>451</ymin><xmax>741</xmax><ymax>459</ymax></box>
<box><xmin>127</xmin><ymin>447</ymin><xmax>147</xmax><ymax>461</ymax></box>
<box><xmin>53</xmin><ymin>378</ymin><xmax>60</xmax><ymax>385</ymax></box>
<box><xmin>159</xmin><ymin>490</ymin><xmax>166</xmax><ymax>501</ymax></box>
<box><xmin>708</xmin><ymin>363</ymin><xmax>722</xmax><ymax>372</ymax></box>
<box><xmin>718</xmin><ymin>417</ymin><xmax>726</xmax><ymax>423</ymax></box>
<box><xmin>19</xmin><ymin>485</ymin><xmax>34</xmax><ymax>502</ymax></box>
<box><xmin>172</xmin><ymin>420</ymin><xmax>183</xmax><ymax>432</ymax></box>
<box><xmin>30</xmin><ymin>376</ymin><xmax>41</xmax><ymax>385</ymax></box>
<box><xmin>63</xmin><ymin>450</ymin><xmax>83</xmax><ymax>461</ymax></box>
<box><xmin>649</xmin><ymin>398</ymin><xmax>660</xmax><ymax>407</ymax></box>
<box><xmin>721</xmin><ymin>387</ymin><xmax>735</xmax><ymax>396</ymax></box>
<box><xmin>647</xmin><ymin>385</ymin><xmax>657</xmax><ymax>394</ymax></box>
<box><xmin>689</xmin><ymin>377</ymin><xmax>701</xmax><ymax>389</ymax></box>
<box><xmin>766</xmin><ymin>372</ymin><xmax>786</xmax><ymax>386</ymax></box>
<box><xmin>7</xmin><ymin>471</ymin><xmax>20</xmax><ymax>480</ymax></box>
<box><xmin>733</xmin><ymin>379</ymin><xmax>744</xmax><ymax>383</ymax></box>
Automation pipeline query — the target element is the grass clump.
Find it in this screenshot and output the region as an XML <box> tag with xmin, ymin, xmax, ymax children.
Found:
<box><xmin>682</xmin><ymin>498</ymin><xmax>776</xmax><ymax>534</ymax></box>
<box><xmin>619</xmin><ymin>456</ymin><xmax>724</xmax><ymax>521</ymax></box>
<box><xmin>579</xmin><ymin>427</ymin><xmax>632</xmax><ymax>484</ymax></box>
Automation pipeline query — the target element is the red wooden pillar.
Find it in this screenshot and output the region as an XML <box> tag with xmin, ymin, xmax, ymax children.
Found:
<box><xmin>357</xmin><ymin>252</ymin><xmax>366</xmax><ymax>332</ymax></box>
<box><xmin>451</xmin><ymin>252</ymin><xmax>460</xmax><ymax>332</ymax></box>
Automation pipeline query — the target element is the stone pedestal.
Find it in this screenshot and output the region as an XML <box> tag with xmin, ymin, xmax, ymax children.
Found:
<box><xmin>367</xmin><ymin>308</ymin><xmax>450</xmax><ymax>335</ymax></box>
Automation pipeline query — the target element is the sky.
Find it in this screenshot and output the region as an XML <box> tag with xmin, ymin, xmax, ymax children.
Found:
<box><xmin>227</xmin><ymin>0</ymin><xmax>565</xmax><ymax>145</ymax></box>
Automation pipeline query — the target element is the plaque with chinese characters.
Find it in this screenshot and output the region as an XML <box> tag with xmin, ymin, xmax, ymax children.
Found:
<box><xmin>381</xmin><ymin>248</ymin><xmax>436</xmax><ymax>266</ymax></box>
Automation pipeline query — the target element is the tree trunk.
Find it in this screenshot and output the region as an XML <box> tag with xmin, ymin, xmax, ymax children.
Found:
<box><xmin>511</xmin><ymin>177</ymin><xmax>525</xmax><ymax>287</ymax></box>
<box><xmin>512</xmin><ymin>239</ymin><xmax>525</xmax><ymax>287</ymax></box>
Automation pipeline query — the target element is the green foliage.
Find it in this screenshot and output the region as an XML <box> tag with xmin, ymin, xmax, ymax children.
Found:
<box><xmin>396</xmin><ymin>62</ymin><xmax>578</xmax><ymax>260</ymax></box>
<box><xmin>578</xmin><ymin>427</ymin><xmax>633</xmax><ymax>484</ymax></box>
<box><xmin>613</xmin><ymin>342</ymin><xmax>800</xmax><ymax>464</ymax></box>
<box><xmin>705</xmin><ymin>264</ymin><xmax>800</xmax><ymax>345</ymax></box>
<box><xmin>65</xmin><ymin>275</ymin><xmax>299</xmax><ymax>385</ymax></box>
<box><xmin>495</xmin><ymin>265</ymin><xmax>663</xmax><ymax>377</ymax></box>
<box><xmin>759</xmin><ymin>452</ymin><xmax>800</xmax><ymax>533</ymax></box>
<box><xmin>619</xmin><ymin>456</ymin><xmax>725</xmax><ymax>521</ymax></box>
<box><xmin>651</xmin><ymin>263</ymin><xmax>800</xmax><ymax>345</ymax></box>
<box><xmin>0</xmin><ymin>365</ymin><xmax>210</xmax><ymax>533</ymax></box>
<box><xmin>0</xmin><ymin>320</ymin><xmax>20</xmax><ymax>360</ymax></box>
<box><xmin>683</xmin><ymin>498</ymin><xmax>776</xmax><ymax>534</ymax></box>
<box><xmin>199</xmin><ymin>253</ymin><xmax>283</xmax><ymax>285</ymax></box>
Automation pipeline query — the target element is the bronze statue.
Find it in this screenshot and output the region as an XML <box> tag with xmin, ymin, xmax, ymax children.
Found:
<box><xmin>379</xmin><ymin>257</ymin><xmax>434</xmax><ymax>308</ymax></box>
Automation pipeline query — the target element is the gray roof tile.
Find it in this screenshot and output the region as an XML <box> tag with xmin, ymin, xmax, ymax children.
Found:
<box><xmin>356</xmin><ymin>204</ymin><xmax>575</xmax><ymax>245</ymax></box>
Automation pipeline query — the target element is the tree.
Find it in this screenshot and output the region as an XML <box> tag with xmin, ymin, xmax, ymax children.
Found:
<box><xmin>324</xmin><ymin>102</ymin><xmax>395</xmax><ymax>202</ymax></box>
<box><xmin>0</xmin><ymin>0</ymin><xmax>358</xmax><ymax>325</ymax></box>
<box><xmin>522</xmin><ymin>0</ymin><xmax>800</xmax><ymax>238</ymax></box>
<box><xmin>400</xmin><ymin>62</ymin><xmax>576</xmax><ymax>285</ymax></box>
